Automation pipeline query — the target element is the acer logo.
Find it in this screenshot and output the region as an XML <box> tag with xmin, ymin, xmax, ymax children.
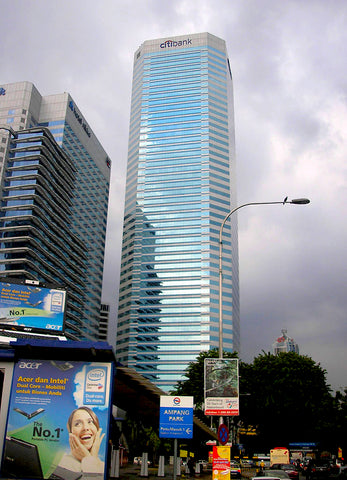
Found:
<box><xmin>18</xmin><ymin>361</ymin><xmax>42</xmax><ymax>369</ymax></box>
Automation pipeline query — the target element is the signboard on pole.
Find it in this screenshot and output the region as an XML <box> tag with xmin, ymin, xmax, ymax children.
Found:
<box><xmin>1</xmin><ymin>358</ymin><xmax>113</xmax><ymax>480</ymax></box>
<box><xmin>212</xmin><ymin>445</ymin><xmax>231</xmax><ymax>480</ymax></box>
<box><xmin>204</xmin><ymin>358</ymin><xmax>239</xmax><ymax>416</ymax></box>
<box><xmin>159</xmin><ymin>396</ymin><xmax>193</xmax><ymax>439</ymax></box>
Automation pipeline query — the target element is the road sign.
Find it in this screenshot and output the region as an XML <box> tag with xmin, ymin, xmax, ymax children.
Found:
<box><xmin>159</xmin><ymin>396</ymin><xmax>193</xmax><ymax>439</ymax></box>
<box><xmin>218</xmin><ymin>424</ymin><xmax>229</xmax><ymax>445</ymax></box>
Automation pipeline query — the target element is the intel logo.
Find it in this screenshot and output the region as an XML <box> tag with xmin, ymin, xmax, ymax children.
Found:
<box><xmin>87</xmin><ymin>369</ymin><xmax>105</xmax><ymax>382</ymax></box>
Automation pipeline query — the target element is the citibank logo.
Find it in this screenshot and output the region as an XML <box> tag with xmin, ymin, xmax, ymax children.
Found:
<box><xmin>160</xmin><ymin>38</ymin><xmax>192</xmax><ymax>49</ymax></box>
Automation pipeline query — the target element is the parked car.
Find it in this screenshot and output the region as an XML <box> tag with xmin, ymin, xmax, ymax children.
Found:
<box><xmin>133</xmin><ymin>456</ymin><xmax>151</xmax><ymax>465</ymax></box>
<box><xmin>197</xmin><ymin>460</ymin><xmax>209</xmax><ymax>471</ymax></box>
<box><xmin>230</xmin><ymin>460</ymin><xmax>242</xmax><ymax>479</ymax></box>
<box><xmin>271</xmin><ymin>464</ymin><xmax>299</xmax><ymax>480</ymax></box>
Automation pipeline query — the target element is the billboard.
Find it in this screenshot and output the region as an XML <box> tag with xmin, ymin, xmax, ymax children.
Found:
<box><xmin>204</xmin><ymin>358</ymin><xmax>239</xmax><ymax>416</ymax></box>
<box><xmin>0</xmin><ymin>279</ymin><xmax>66</xmax><ymax>334</ymax></box>
<box><xmin>212</xmin><ymin>445</ymin><xmax>231</xmax><ymax>480</ymax></box>
<box><xmin>1</xmin><ymin>358</ymin><xmax>113</xmax><ymax>480</ymax></box>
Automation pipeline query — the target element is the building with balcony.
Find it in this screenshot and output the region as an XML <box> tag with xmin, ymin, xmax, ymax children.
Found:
<box><xmin>0</xmin><ymin>82</ymin><xmax>111</xmax><ymax>339</ymax></box>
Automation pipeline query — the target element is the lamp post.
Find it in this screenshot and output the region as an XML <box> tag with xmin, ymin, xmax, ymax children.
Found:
<box><xmin>218</xmin><ymin>197</ymin><xmax>310</xmax><ymax>358</ymax></box>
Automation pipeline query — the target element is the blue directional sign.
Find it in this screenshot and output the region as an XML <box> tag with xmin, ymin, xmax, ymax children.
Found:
<box><xmin>159</xmin><ymin>396</ymin><xmax>193</xmax><ymax>439</ymax></box>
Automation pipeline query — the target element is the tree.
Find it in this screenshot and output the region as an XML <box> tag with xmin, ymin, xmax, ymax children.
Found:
<box><xmin>239</xmin><ymin>352</ymin><xmax>335</xmax><ymax>450</ymax></box>
<box><xmin>331</xmin><ymin>388</ymin><xmax>347</xmax><ymax>456</ymax></box>
<box><xmin>173</xmin><ymin>350</ymin><xmax>340</xmax><ymax>453</ymax></box>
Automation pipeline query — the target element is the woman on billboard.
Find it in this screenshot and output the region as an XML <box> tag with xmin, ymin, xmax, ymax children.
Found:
<box><xmin>59</xmin><ymin>406</ymin><xmax>105</xmax><ymax>474</ymax></box>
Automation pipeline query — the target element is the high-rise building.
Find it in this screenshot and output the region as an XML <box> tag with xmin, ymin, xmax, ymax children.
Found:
<box><xmin>116</xmin><ymin>33</ymin><xmax>239</xmax><ymax>391</ymax></box>
<box><xmin>0</xmin><ymin>81</ymin><xmax>111</xmax><ymax>340</ymax></box>
<box><xmin>273</xmin><ymin>329</ymin><xmax>299</xmax><ymax>355</ymax></box>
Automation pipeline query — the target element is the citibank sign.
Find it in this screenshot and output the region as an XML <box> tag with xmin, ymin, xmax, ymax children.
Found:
<box><xmin>160</xmin><ymin>38</ymin><xmax>192</xmax><ymax>49</ymax></box>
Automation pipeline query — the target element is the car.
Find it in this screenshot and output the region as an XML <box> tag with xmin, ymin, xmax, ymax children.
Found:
<box><xmin>133</xmin><ymin>456</ymin><xmax>151</xmax><ymax>465</ymax></box>
<box><xmin>230</xmin><ymin>460</ymin><xmax>242</xmax><ymax>479</ymax></box>
<box><xmin>312</xmin><ymin>462</ymin><xmax>331</xmax><ymax>478</ymax></box>
<box><xmin>197</xmin><ymin>460</ymin><xmax>210</xmax><ymax>471</ymax></box>
<box><xmin>271</xmin><ymin>464</ymin><xmax>299</xmax><ymax>480</ymax></box>
<box><xmin>253</xmin><ymin>469</ymin><xmax>290</xmax><ymax>480</ymax></box>
<box><xmin>338</xmin><ymin>465</ymin><xmax>347</xmax><ymax>479</ymax></box>
<box><xmin>252</xmin><ymin>477</ymin><xmax>286</xmax><ymax>480</ymax></box>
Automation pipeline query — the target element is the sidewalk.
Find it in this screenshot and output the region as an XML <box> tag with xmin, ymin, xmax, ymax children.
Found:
<box><xmin>111</xmin><ymin>464</ymin><xmax>211</xmax><ymax>480</ymax></box>
<box><xmin>111</xmin><ymin>464</ymin><xmax>256</xmax><ymax>480</ymax></box>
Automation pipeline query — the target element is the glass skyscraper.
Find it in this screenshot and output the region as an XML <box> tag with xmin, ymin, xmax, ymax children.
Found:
<box><xmin>0</xmin><ymin>81</ymin><xmax>111</xmax><ymax>340</ymax></box>
<box><xmin>116</xmin><ymin>33</ymin><xmax>240</xmax><ymax>391</ymax></box>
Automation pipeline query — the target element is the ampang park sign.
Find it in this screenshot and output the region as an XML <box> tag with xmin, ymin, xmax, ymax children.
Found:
<box><xmin>160</xmin><ymin>38</ymin><xmax>192</xmax><ymax>49</ymax></box>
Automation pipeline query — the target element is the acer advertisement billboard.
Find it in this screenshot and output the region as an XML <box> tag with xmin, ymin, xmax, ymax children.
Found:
<box><xmin>0</xmin><ymin>279</ymin><xmax>66</xmax><ymax>335</ymax></box>
<box><xmin>1</xmin><ymin>358</ymin><xmax>113</xmax><ymax>480</ymax></box>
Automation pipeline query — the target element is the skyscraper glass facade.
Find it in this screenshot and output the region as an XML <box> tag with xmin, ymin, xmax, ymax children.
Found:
<box><xmin>0</xmin><ymin>128</ymin><xmax>86</xmax><ymax>337</ymax></box>
<box><xmin>117</xmin><ymin>33</ymin><xmax>239</xmax><ymax>391</ymax></box>
<box><xmin>0</xmin><ymin>82</ymin><xmax>111</xmax><ymax>340</ymax></box>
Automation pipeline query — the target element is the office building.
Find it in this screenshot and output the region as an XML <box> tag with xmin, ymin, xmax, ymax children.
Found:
<box><xmin>0</xmin><ymin>82</ymin><xmax>111</xmax><ymax>340</ymax></box>
<box><xmin>116</xmin><ymin>33</ymin><xmax>239</xmax><ymax>391</ymax></box>
<box><xmin>273</xmin><ymin>329</ymin><xmax>299</xmax><ymax>355</ymax></box>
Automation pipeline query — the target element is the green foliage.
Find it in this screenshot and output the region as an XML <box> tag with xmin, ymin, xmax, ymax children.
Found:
<box><xmin>239</xmin><ymin>352</ymin><xmax>335</xmax><ymax>448</ymax></box>
<box><xmin>173</xmin><ymin>349</ymin><xmax>344</xmax><ymax>452</ymax></box>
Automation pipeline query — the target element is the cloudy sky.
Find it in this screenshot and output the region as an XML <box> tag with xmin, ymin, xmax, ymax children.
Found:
<box><xmin>2</xmin><ymin>0</ymin><xmax>346</xmax><ymax>392</ymax></box>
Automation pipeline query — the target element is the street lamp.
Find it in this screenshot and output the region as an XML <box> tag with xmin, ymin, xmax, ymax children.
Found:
<box><xmin>218</xmin><ymin>197</ymin><xmax>310</xmax><ymax>358</ymax></box>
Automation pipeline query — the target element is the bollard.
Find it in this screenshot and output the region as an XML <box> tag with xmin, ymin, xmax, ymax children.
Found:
<box><xmin>110</xmin><ymin>446</ymin><xmax>119</xmax><ymax>478</ymax></box>
<box><xmin>141</xmin><ymin>452</ymin><xmax>149</xmax><ymax>477</ymax></box>
<box><xmin>177</xmin><ymin>457</ymin><xmax>182</xmax><ymax>477</ymax></box>
<box><xmin>114</xmin><ymin>448</ymin><xmax>120</xmax><ymax>478</ymax></box>
<box><xmin>158</xmin><ymin>455</ymin><xmax>165</xmax><ymax>477</ymax></box>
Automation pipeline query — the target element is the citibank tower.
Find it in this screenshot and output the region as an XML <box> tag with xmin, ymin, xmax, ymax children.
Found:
<box><xmin>116</xmin><ymin>33</ymin><xmax>240</xmax><ymax>391</ymax></box>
